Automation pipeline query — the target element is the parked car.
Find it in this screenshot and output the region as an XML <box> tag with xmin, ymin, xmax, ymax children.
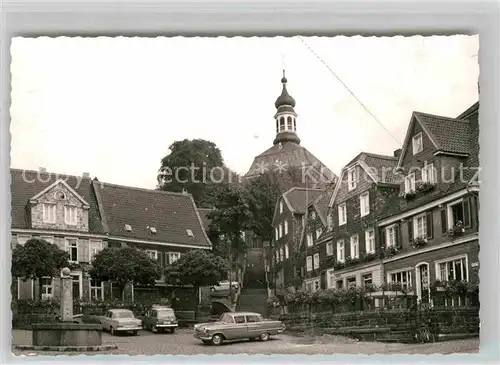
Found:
<box><xmin>142</xmin><ymin>305</ymin><xmax>178</xmax><ymax>333</ymax></box>
<box><xmin>193</xmin><ymin>311</ymin><xmax>285</xmax><ymax>346</ymax></box>
<box><xmin>100</xmin><ymin>309</ymin><xmax>142</xmax><ymax>336</ymax></box>
<box><xmin>210</xmin><ymin>281</ymin><xmax>239</xmax><ymax>292</ymax></box>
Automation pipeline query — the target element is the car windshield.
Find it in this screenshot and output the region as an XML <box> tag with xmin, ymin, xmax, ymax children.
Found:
<box><xmin>114</xmin><ymin>311</ymin><xmax>134</xmax><ymax>319</ymax></box>
<box><xmin>220</xmin><ymin>313</ymin><xmax>234</xmax><ymax>323</ymax></box>
<box><xmin>157</xmin><ymin>310</ymin><xmax>174</xmax><ymax>318</ymax></box>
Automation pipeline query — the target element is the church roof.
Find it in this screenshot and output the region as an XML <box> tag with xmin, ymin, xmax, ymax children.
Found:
<box><xmin>244</xmin><ymin>141</ymin><xmax>337</xmax><ymax>184</ymax></box>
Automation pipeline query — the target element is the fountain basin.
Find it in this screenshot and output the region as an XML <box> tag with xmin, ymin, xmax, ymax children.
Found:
<box><xmin>31</xmin><ymin>323</ymin><xmax>103</xmax><ymax>347</ymax></box>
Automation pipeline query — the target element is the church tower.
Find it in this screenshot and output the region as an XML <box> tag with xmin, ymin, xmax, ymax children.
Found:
<box><xmin>273</xmin><ymin>70</ymin><xmax>301</xmax><ymax>146</ymax></box>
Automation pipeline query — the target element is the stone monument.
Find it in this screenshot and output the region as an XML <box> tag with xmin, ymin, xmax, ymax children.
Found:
<box><xmin>16</xmin><ymin>268</ymin><xmax>117</xmax><ymax>352</ymax></box>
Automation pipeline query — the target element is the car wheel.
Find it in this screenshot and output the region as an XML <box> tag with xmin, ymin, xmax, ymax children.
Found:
<box><xmin>259</xmin><ymin>332</ymin><xmax>270</xmax><ymax>341</ymax></box>
<box><xmin>110</xmin><ymin>327</ymin><xmax>115</xmax><ymax>336</ymax></box>
<box><xmin>133</xmin><ymin>330</ymin><xmax>139</xmax><ymax>336</ymax></box>
<box><xmin>211</xmin><ymin>334</ymin><xmax>223</xmax><ymax>346</ymax></box>
<box><xmin>170</xmin><ymin>328</ymin><xmax>176</xmax><ymax>334</ymax></box>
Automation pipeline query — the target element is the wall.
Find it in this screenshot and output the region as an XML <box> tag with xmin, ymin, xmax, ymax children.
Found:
<box><xmin>326</xmin><ymin>262</ymin><xmax>384</xmax><ymax>289</ymax></box>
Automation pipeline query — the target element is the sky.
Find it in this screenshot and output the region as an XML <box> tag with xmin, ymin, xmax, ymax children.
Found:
<box><xmin>10</xmin><ymin>35</ymin><xmax>479</xmax><ymax>189</ymax></box>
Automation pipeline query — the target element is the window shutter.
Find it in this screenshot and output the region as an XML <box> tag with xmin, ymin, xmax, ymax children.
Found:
<box><xmin>395</xmin><ymin>224</ymin><xmax>401</xmax><ymax>247</ymax></box>
<box><xmin>426</xmin><ymin>212</ymin><xmax>434</xmax><ymax>239</ymax></box>
<box><xmin>407</xmin><ymin>219</ymin><xmax>413</xmax><ymax>242</ymax></box>
<box><xmin>165</xmin><ymin>252</ymin><xmax>170</xmax><ymax>266</ymax></box>
<box><xmin>380</xmin><ymin>228</ymin><xmax>386</xmax><ymax>248</ymax></box>
<box><xmin>440</xmin><ymin>209</ymin><xmax>448</xmax><ymax>233</ymax></box>
<box><xmin>463</xmin><ymin>198</ymin><xmax>471</xmax><ymax>227</ymax></box>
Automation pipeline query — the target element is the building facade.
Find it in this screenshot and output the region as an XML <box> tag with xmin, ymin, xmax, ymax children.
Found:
<box><xmin>11</xmin><ymin>168</ymin><xmax>212</xmax><ymax>302</ymax></box>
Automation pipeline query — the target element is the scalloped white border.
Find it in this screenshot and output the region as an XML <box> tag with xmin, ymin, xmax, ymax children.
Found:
<box><xmin>1</xmin><ymin>1</ymin><xmax>498</xmax><ymax>364</ymax></box>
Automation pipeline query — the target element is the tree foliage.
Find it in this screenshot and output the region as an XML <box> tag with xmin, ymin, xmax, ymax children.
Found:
<box><xmin>11</xmin><ymin>238</ymin><xmax>69</xmax><ymax>301</ymax></box>
<box><xmin>89</xmin><ymin>246</ymin><xmax>161</xmax><ymax>298</ymax></box>
<box><xmin>163</xmin><ymin>249</ymin><xmax>229</xmax><ymax>288</ymax></box>
<box><xmin>157</xmin><ymin>139</ymin><xmax>239</xmax><ymax>207</ymax></box>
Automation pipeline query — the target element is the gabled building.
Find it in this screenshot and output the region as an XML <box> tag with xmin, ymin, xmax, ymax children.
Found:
<box><xmin>311</xmin><ymin>152</ymin><xmax>400</xmax><ymax>291</ymax></box>
<box><xmin>269</xmin><ymin>187</ymin><xmax>324</xmax><ymax>294</ymax></box>
<box><xmin>11</xmin><ymin>168</ymin><xmax>211</xmax><ymax>302</ymax></box>
<box><xmin>378</xmin><ymin>103</ymin><xmax>479</xmax><ymax>306</ymax></box>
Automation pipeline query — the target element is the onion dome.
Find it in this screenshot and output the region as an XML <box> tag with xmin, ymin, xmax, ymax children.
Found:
<box><xmin>274</xmin><ymin>71</ymin><xmax>296</xmax><ymax>109</ymax></box>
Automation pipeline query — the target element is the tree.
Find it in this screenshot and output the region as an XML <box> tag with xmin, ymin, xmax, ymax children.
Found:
<box><xmin>157</xmin><ymin>139</ymin><xmax>239</xmax><ymax>207</ymax></box>
<box><xmin>207</xmin><ymin>183</ymin><xmax>253</xmax><ymax>294</ymax></box>
<box><xmin>89</xmin><ymin>246</ymin><xmax>161</xmax><ymax>300</ymax></box>
<box><xmin>164</xmin><ymin>250</ymin><xmax>229</xmax><ymax>288</ymax></box>
<box><xmin>11</xmin><ymin>238</ymin><xmax>69</xmax><ymax>301</ymax></box>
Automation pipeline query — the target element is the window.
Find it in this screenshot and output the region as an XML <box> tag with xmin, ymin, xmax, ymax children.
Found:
<box><xmin>389</xmin><ymin>270</ymin><xmax>413</xmax><ymax>289</ymax></box>
<box><xmin>168</xmin><ymin>252</ymin><xmax>181</xmax><ymax>264</ymax></box>
<box><xmin>360</xmin><ymin>192</ymin><xmax>370</xmax><ymax>217</ymax></box>
<box><xmin>362</xmin><ymin>273</ymin><xmax>373</xmax><ymax>286</ymax></box>
<box><xmin>306</xmin><ymin>233</ymin><xmax>313</xmax><ymax>247</ymax></box>
<box><xmin>275</xmin><ymin>227</ymin><xmax>279</xmax><ymax>241</ymax></box>
<box><xmin>89</xmin><ymin>278</ymin><xmax>103</xmax><ymax>300</ymax></box>
<box><xmin>284</xmin><ymin>220</ymin><xmax>288</xmax><ymax>235</ymax></box>
<box><xmin>66</xmin><ymin>238</ymin><xmax>78</xmax><ymax>262</ymax></box>
<box><xmin>279</xmin><ymin>248</ymin><xmax>284</xmax><ymax>262</ymax></box>
<box><xmin>313</xmin><ymin>253</ymin><xmax>319</xmax><ymax>269</ymax></box>
<box><xmin>279</xmin><ymin>117</ymin><xmax>285</xmax><ymax>132</ymax></box>
<box><xmin>41</xmin><ymin>236</ymin><xmax>54</xmax><ymax>244</ymax></box>
<box><xmin>279</xmin><ymin>200</ymin><xmax>283</xmax><ymax>213</ymax></box>
<box><xmin>64</xmin><ymin>206</ymin><xmax>78</xmax><ymax>225</ymax></box>
<box><xmin>347</xmin><ymin>277</ymin><xmax>356</xmax><ymax>288</ymax></box>
<box><xmin>279</xmin><ymin>223</ymin><xmax>283</xmax><ymax>238</ymax></box>
<box><xmin>336</xmin><ymin>279</ymin><xmax>344</xmax><ymax>289</ymax></box>
<box><xmin>17</xmin><ymin>235</ymin><xmax>31</xmax><ymax>245</ymax></box>
<box><xmin>41</xmin><ymin>277</ymin><xmax>53</xmax><ymax>300</ymax></box>
<box><xmin>315</xmin><ymin>228</ymin><xmax>323</xmax><ymax>240</ymax></box>
<box><xmin>287</xmin><ymin>116</ymin><xmax>293</xmax><ymax>130</ymax></box>
<box><xmin>365</xmin><ymin>229</ymin><xmax>375</xmax><ymax>254</ymax></box>
<box><xmin>337</xmin><ymin>240</ymin><xmax>345</xmax><ymax>263</ymax></box>
<box><xmin>412</xmin><ymin>132</ymin><xmax>423</xmax><ymax>154</ymax></box>
<box><xmin>436</xmin><ymin>256</ymin><xmax>468</xmax><ymax>282</ymax></box>
<box><xmin>246</xmin><ymin>315</ymin><xmax>262</xmax><ymax>323</ymax></box>
<box><xmin>313</xmin><ymin>279</ymin><xmax>320</xmax><ymax>291</ymax></box>
<box><xmin>89</xmin><ymin>240</ymin><xmax>103</xmax><ymax>262</ymax></box>
<box><xmin>327</xmin><ymin>214</ymin><xmax>333</xmax><ymax>230</ymax></box>
<box><xmin>326</xmin><ymin>242</ymin><xmax>334</xmax><ymax>256</ymax></box>
<box><xmin>447</xmin><ymin>199</ymin><xmax>471</xmax><ymax>229</ymax></box>
<box><xmin>234</xmin><ymin>315</ymin><xmax>246</xmax><ymax>324</ymax></box>
<box><xmin>306</xmin><ymin>282</ymin><xmax>313</xmax><ymax>292</ymax></box>
<box><xmin>347</xmin><ymin>167</ymin><xmax>357</xmax><ymax>191</ymax></box>
<box><xmin>350</xmin><ymin>235</ymin><xmax>359</xmax><ymax>259</ymax></box>
<box><xmin>385</xmin><ymin>225</ymin><xmax>397</xmax><ymax>248</ymax></box>
<box><xmin>404</xmin><ymin>173</ymin><xmax>416</xmax><ymax>193</ymax></box>
<box><xmin>328</xmin><ymin>270</ymin><xmax>335</xmax><ymax>288</ymax></box>
<box><xmin>42</xmin><ymin>204</ymin><xmax>56</xmax><ymax>223</ymax></box>
<box><xmin>284</xmin><ymin>244</ymin><xmax>289</xmax><ymax>259</ymax></box>
<box><xmin>146</xmin><ymin>250</ymin><xmax>158</xmax><ymax>260</ymax></box>
<box><xmin>338</xmin><ymin>203</ymin><xmax>347</xmax><ymax>225</ymax></box>
<box><xmin>414</xmin><ymin>214</ymin><xmax>427</xmax><ymax>239</ymax></box>
<box><xmin>422</xmin><ymin>163</ymin><xmax>436</xmax><ymax>184</ymax></box>
<box><xmin>306</xmin><ymin>256</ymin><xmax>313</xmax><ymax>271</ymax></box>
<box><xmin>311</xmin><ymin>211</ymin><xmax>316</xmax><ymax>220</ymax></box>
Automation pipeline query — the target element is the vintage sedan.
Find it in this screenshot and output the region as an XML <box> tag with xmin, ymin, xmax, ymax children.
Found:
<box><xmin>100</xmin><ymin>309</ymin><xmax>142</xmax><ymax>336</ymax></box>
<box><xmin>193</xmin><ymin>311</ymin><xmax>285</xmax><ymax>346</ymax></box>
<box><xmin>142</xmin><ymin>305</ymin><xmax>178</xmax><ymax>333</ymax></box>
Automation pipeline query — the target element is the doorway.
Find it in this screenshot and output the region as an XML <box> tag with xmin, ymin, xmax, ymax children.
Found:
<box><xmin>415</xmin><ymin>263</ymin><xmax>430</xmax><ymax>305</ymax></box>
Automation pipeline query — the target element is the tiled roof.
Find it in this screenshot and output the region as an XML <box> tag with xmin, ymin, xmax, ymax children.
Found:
<box><xmin>362</xmin><ymin>153</ymin><xmax>399</xmax><ymax>184</ymax></box>
<box><xmin>414</xmin><ymin>112</ymin><xmax>471</xmax><ymax>154</ymax></box>
<box><xmin>244</xmin><ymin>141</ymin><xmax>337</xmax><ymax>184</ymax></box>
<box><xmin>10</xmin><ymin>169</ymin><xmax>105</xmax><ymax>233</ymax></box>
<box><xmin>283</xmin><ymin>187</ymin><xmax>324</xmax><ymax>214</ymax></box>
<box><xmin>93</xmin><ymin>182</ymin><xmax>211</xmax><ymax>248</ymax></box>
<box><xmin>310</xmin><ymin>183</ymin><xmax>335</xmax><ymax>224</ymax></box>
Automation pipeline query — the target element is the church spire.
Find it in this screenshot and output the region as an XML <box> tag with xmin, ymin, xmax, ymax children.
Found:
<box><xmin>273</xmin><ymin>70</ymin><xmax>300</xmax><ymax>145</ymax></box>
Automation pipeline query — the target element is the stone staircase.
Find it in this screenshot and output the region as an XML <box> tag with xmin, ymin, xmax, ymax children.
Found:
<box><xmin>236</xmin><ymin>288</ymin><xmax>269</xmax><ymax>317</ymax></box>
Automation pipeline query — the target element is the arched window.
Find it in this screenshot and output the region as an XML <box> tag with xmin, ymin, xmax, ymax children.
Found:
<box><xmin>276</xmin><ymin>120</ymin><xmax>279</xmax><ymax>134</ymax></box>
<box><xmin>293</xmin><ymin>118</ymin><xmax>297</xmax><ymax>131</ymax></box>
<box><xmin>287</xmin><ymin>116</ymin><xmax>292</xmax><ymax>130</ymax></box>
<box><xmin>279</xmin><ymin>117</ymin><xmax>285</xmax><ymax>132</ymax></box>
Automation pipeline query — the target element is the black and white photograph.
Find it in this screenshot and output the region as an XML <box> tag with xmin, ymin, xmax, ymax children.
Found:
<box><xmin>9</xmin><ymin>35</ymin><xmax>480</xmax><ymax>355</ymax></box>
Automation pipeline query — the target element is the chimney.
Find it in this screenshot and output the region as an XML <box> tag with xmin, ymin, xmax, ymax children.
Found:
<box><xmin>82</xmin><ymin>172</ymin><xmax>90</xmax><ymax>179</ymax></box>
<box><xmin>181</xmin><ymin>188</ymin><xmax>188</xmax><ymax>195</ymax></box>
<box><xmin>393</xmin><ymin>149</ymin><xmax>402</xmax><ymax>158</ymax></box>
<box><xmin>39</xmin><ymin>167</ymin><xmax>46</xmax><ymax>174</ymax></box>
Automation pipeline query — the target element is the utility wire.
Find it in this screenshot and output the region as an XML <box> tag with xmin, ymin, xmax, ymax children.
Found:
<box><xmin>298</xmin><ymin>36</ymin><xmax>403</xmax><ymax>147</ymax></box>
